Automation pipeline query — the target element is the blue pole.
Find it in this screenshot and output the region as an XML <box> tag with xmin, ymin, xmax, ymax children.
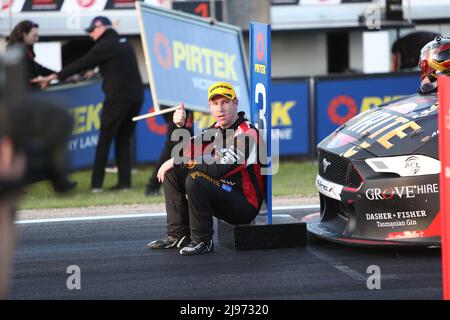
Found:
<box><xmin>249</xmin><ymin>22</ymin><xmax>272</xmax><ymax>224</ymax></box>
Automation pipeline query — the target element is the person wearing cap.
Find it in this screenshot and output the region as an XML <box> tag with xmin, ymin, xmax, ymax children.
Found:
<box><xmin>147</xmin><ymin>81</ymin><xmax>265</xmax><ymax>256</ymax></box>
<box><xmin>391</xmin><ymin>31</ymin><xmax>441</xmax><ymax>71</ymax></box>
<box><xmin>32</xmin><ymin>16</ymin><xmax>144</xmax><ymax>192</ymax></box>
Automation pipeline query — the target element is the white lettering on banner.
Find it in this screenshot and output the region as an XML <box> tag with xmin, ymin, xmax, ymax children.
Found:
<box><xmin>80</xmin><ymin>135</ymin><xmax>98</xmax><ymax>150</ymax></box>
<box><xmin>67</xmin><ymin>139</ymin><xmax>78</xmax><ymax>152</ymax></box>
<box><xmin>271</xmin><ymin>128</ymin><xmax>292</xmax><ymax>140</ymax></box>
<box><xmin>192</xmin><ymin>77</ymin><xmax>215</xmax><ymax>90</ymax></box>
<box><xmin>67</xmin><ymin>135</ymin><xmax>99</xmax><ymax>152</ymax></box>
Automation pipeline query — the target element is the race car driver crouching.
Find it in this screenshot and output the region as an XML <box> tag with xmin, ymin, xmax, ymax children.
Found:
<box><xmin>147</xmin><ymin>81</ymin><xmax>265</xmax><ymax>256</ymax></box>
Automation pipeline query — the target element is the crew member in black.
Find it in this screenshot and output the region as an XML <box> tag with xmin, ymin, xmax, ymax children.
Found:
<box><xmin>33</xmin><ymin>16</ymin><xmax>144</xmax><ymax>192</ymax></box>
<box><xmin>148</xmin><ymin>81</ymin><xmax>265</xmax><ymax>256</ymax></box>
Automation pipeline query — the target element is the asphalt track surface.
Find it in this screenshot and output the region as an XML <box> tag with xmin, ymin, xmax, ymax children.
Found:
<box><xmin>9</xmin><ymin>207</ymin><xmax>443</xmax><ymax>300</ymax></box>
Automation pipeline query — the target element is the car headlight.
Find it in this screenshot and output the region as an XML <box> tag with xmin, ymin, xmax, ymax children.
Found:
<box><xmin>365</xmin><ymin>155</ymin><xmax>440</xmax><ymax>177</ymax></box>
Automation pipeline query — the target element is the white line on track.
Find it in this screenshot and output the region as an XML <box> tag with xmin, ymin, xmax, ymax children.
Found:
<box><xmin>272</xmin><ymin>204</ymin><xmax>320</xmax><ymax>211</ymax></box>
<box><xmin>16</xmin><ymin>212</ymin><xmax>166</xmax><ymax>224</ymax></box>
<box><xmin>307</xmin><ymin>247</ymin><xmax>367</xmax><ymax>282</ymax></box>
<box><xmin>16</xmin><ymin>204</ymin><xmax>319</xmax><ymax>224</ymax></box>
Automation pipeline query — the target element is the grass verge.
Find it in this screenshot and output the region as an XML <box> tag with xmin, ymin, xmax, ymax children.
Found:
<box><xmin>19</xmin><ymin>161</ymin><xmax>318</xmax><ymax>210</ymax></box>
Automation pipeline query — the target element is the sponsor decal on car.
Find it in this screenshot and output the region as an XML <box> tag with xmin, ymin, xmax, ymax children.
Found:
<box><xmin>366</xmin><ymin>155</ymin><xmax>440</xmax><ymax>177</ymax></box>
<box><xmin>365</xmin><ymin>183</ymin><xmax>439</xmax><ymax>200</ymax></box>
<box><xmin>316</xmin><ymin>175</ymin><xmax>343</xmax><ymax>201</ymax></box>
<box><xmin>322</xmin><ymin>158</ymin><xmax>331</xmax><ymax>173</ymax></box>
<box><xmin>364</xmin><ymin>210</ymin><xmax>428</xmax><ymax>229</ymax></box>
<box><xmin>341</xmin><ymin>109</ymin><xmax>422</xmax><ymax>158</ymax></box>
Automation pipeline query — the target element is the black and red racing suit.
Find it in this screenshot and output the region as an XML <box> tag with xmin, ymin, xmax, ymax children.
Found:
<box><xmin>163</xmin><ymin>111</ymin><xmax>266</xmax><ymax>243</ymax></box>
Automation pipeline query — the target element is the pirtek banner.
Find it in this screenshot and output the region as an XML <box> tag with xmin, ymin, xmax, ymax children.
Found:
<box><xmin>45</xmin><ymin>80</ymin><xmax>111</xmax><ymax>170</ymax></box>
<box><xmin>438</xmin><ymin>75</ymin><xmax>450</xmax><ymax>300</ymax></box>
<box><xmin>136</xmin><ymin>2</ymin><xmax>250</xmax><ymax>114</ymax></box>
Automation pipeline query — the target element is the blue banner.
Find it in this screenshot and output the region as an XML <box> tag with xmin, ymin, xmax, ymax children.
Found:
<box><xmin>48</xmin><ymin>73</ymin><xmax>421</xmax><ymax>171</ymax></box>
<box><xmin>137</xmin><ymin>3</ymin><xmax>250</xmax><ymax>115</ymax></box>
<box><xmin>47</xmin><ymin>80</ymin><xmax>182</xmax><ymax>169</ymax></box>
<box><xmin>315</xmin><ymin>73</ymin><xmax>420</xmax><ymax>144</ymax></box>
<box><xmin>46</xmin><ymin>81</ymin><xmax>106</xmax><ymax>170</ymax></box>
<box><xmin>272</xmin><ymin>81</ymin><xmax>309</xmax><ymax>155</ymax></box>
<box><xmin>191</xmin><ymin>81</ymin><xmax>310</xmax><ymax>157</ymax></box>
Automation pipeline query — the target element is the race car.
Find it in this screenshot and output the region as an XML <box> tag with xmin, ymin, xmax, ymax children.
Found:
<box><xmin>302</xmin><ymin>92</ymin><xmax>442</xmax><ymax>247</ymax></box>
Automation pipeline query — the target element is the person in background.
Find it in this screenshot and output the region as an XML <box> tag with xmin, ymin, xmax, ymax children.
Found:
<box><xmin>7</xmin><ymin>20</ymin><xmax>54</xmax><ymax>86</ymax></box>
<box><xmin>33</xmin><ymin>16</ymin><xmax>144</xmax><ymax>192</ymax></box>
<box><xmin>6</xmin><ymin>20</ymin><xmax>77</xmax><ymax>192</ymax></box>
<box><xmin>391</xmin><ymin>31</ymin><xmax>441</xmax><ymax>72</ymax></box>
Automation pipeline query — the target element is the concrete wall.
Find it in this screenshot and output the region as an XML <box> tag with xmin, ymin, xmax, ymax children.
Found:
<box><xmin>269</xmin><ymin>32</ymin><xmax>328</xmax><ymax>77</ymax></box>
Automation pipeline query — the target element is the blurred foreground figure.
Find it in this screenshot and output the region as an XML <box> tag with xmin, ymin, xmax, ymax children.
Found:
<box><xmin>0</xmin><ymin>48</ymin><xmax>73</xmax><ymax>298</ymax></box>
<box><xmin>0</xmin><ymin>105</ymin><xmax>26</xmax><ymax>299</ymax></box>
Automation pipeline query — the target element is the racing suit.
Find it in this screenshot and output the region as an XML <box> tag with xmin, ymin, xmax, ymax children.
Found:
<box><xmin>164</xmin><ymin>111</ymin><xmax>265</xmax><ymax>243</ymax></box>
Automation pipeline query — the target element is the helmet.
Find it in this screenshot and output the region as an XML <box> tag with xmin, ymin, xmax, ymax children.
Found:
<box><xmin>419</xmin><ymin>36</ymin><xmax>450</xmax><ymax>93</ymax></box>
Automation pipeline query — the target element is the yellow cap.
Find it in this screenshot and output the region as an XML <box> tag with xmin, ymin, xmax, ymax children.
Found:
<box><xmin>208</xmin><ymin>81</ymin><xmax>237</xmax><ymax>101</ymax></box>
